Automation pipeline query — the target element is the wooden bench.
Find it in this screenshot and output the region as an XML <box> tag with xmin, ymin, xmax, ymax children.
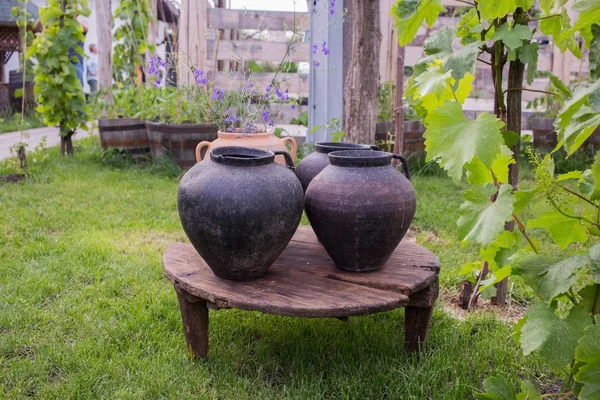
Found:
<box><xmin>163</xmin><ymin>226</ymin><xmax>440</xmax><ymax>358</ymax></box>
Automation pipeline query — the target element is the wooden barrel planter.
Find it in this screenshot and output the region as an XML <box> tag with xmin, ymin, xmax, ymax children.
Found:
<box><xmin>98</xmin><ymin>118</ymin><xmax>150</xmax><ymax>152</ymax></box>
<box><xmin>375</xmin><ymin>120</ymin><xmax>426</xmax><ymax>154</ymax></box>
<box><xmin>146</xmin><ymin>122</ymin><xmax>219</xmax><ymax>169</ymax></box>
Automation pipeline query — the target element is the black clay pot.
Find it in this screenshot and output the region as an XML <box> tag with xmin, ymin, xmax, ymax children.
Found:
<box><xmin>177</xmin><ymin>146</ymin><xmax>304</xmax><ymax>280</ymax></box>
<box><xmin>296</xmin><ymin>142</ymin><xmax>378</xmax><ymax>192</ymax></box>
<box><xmin>305</xmin><ymin>150</ymin><xmax>416</xmax><ymax>272</ymax></box>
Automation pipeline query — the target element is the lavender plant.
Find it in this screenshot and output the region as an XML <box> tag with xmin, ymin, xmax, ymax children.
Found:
<box><xmin>145</xmin><ymin>0</ymin><xmax>338</xmax><ymax>133</ymax></box>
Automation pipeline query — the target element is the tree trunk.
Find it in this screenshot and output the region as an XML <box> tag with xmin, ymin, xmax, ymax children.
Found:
<box><xmin>147</xmin><ymin>0</ymin><xmax>158</xmax><ymax>68</ymax></box>
<box><xmin>95</xmin><ymin>0</ymin><xmax>112</xmax><ymax>97</ymax></box>
<box><xmin>343</xmin><ymin>0</ymin><xmax>381</xmax><ymax>144</ymax></box>
<box><xmin>60</xmin><ymin>129</ymin><xmax>74</xmax><ymax>157</ymax></box>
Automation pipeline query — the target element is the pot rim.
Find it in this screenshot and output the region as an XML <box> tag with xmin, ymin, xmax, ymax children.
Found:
<box><xmin>328</xmin><ymin>150</ymin><xmax>393</xmax><ymax>167</ymax></box>
<box><xmin>210</xmin><ymin>146</ymin><xmax>275</xmax><ymax>167</ymax></box>
<box><xmin>315</xmin><ymin>142</ymin><xmax>372</xmax><ymax>154</ymax></box>
<box><xmin>217</xmin><ymin>130</ymin><xmax>274</xmax><ymax>137</ymax></box>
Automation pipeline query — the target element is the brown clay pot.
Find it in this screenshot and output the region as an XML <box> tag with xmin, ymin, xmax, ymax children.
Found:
<box><xmin>296</xmin><ymin>142</ymin><xmax>378</xmax><ymax>192</ymax></box>
<box><xmin>305</xmin><ymin>150</ymin><xmax>416</xmax><ymax>272</ymax></box>
<box><xmin>196</xmin><ymin>130</ymin><xmax>297</xmax><ymax>166</ymax></box>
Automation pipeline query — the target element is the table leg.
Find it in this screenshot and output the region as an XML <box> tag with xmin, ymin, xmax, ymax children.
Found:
<box><xmin>404</xmin><ymin>278</ymin><xmax>439</xmax><ymax>352</ymax></box>
<box><xmin>175</xmin><ymin>286</ymin><xmax>209</xmax><ymax>358</ymax></box>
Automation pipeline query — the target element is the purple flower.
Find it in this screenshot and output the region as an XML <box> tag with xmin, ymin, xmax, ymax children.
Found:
<box><xmin>264</xmin><ymin>84</ymin><xmax>272</xmax><ymax>99</ymax></box>
<box><xmin>224</xmin><ymin>113</ymin><xmax>239</xmax><ymax>125</ymax></box>
<box><xmin>261</xmin><ymin>110</ymin><xmax>274</xmax><ymax>127</ymax></box>
<box><xmin>312</xmin><ymin>44</ymin><xmax>318</xmax><ymax>55</ymax></box>
<box><xmin>148</xmin><ymin>56</ymin><xmax>160</xmax><ymax>76</ymax></box>
<box><xmin>329</xmin><ymin>0</ymin><xmax>335</xmax><ymax>15</ymax></box>
<box><xmin>158</xmin><ymin>58</ymin><xmax>168</xmax><ymax>68</ymax></box>
<box><xmin>314</xmin><ymin>60</ymin><xmax>321</xmax><ymax>68</ymax></box>
<box><xmin>194</xmin><ymin>69</ymin><xmax>208</xmax><ymax>85</ymax></box>
<box><xmin>322</xmin><ymin>41</ymin><xmax>329</xmax><ymax>55</ymax></box>
<box><xmin>291</xmin><ymin>104</ymin><xmax>296</xmax><ymax>110</ymax></box>
<box><xmin>153</xmin><ymin>78</ymin><xmax>161</xmax><ymax>88</ymax></box>
<box><xmin>226</xmin><ymin>126</ymin><xmax>236</xmax><ymax>133</ymax></box>
<box><xmin>243</xmin><ymin>79</ymin><xmax>253</xmax><ymax>92</ymax></box>
<box><xmin>275</xmin><ymin>88</ymin><xmax>290</xmax><ymax>102</ymax></box>
<box><xmin>211</xmin><ymin>88</ymin><xmax>224</xmax><ymax>103</ymax></box>
<box><xmin>242</xmin><ymin>122</ymin><xmax>257</xmax><ymax>134</ymax></box>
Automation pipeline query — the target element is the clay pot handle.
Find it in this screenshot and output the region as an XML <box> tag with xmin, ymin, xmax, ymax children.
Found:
<box><xmin>272</xmin><ymin>150</ymin><xmax>295</xmax><ymax>171</ymax></box>
<box><xmin>369</xmin><ymin>145</ymin><xmax>380</xmax><ymax>150</ymax></box>
<box><xmin>196</xmin><ymin>141</ymin><xmax>212</xmax><ymax>162</ymax></box>
<box><xmin>392</xmin><ymin>154</ymin><xmax>411</xmax><ymax>181</ymax></box>
<box><xmin>281</xmin><ymin>137</ymin><xmax>297</xmax><ymax>161</ymax></box>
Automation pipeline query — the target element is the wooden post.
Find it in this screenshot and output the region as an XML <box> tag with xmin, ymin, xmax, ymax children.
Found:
<box><xmin>175</xmin><ymin>286</ymin><xmax>209</xmax><ymax>358</ymax></box>
<box><xmin>343</xmin><ymin>0</ymin><xmax>382</xmax><ymax>144</ymax></box>
<box><xmin>147</xmin><ymin>0</ymin><xmax>158</xmax><ymax>67</ymax></box>
<box><xmin>95</xmin><ymin>0</ymin><xmax>112</xmax><ymax>94</ymax></box>
<box><xmin>393</xmin><ymin>44</ymin><xmax>405</xmax><ymax>158</ymax></box>
<box><xmin>178</xmin><ymin>0</ymin><xmax>207</xmax><ymax>86</ymax></box>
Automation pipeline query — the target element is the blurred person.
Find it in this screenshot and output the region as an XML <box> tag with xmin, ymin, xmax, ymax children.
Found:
<box><xmin>87</xmin><ymin>44</ymin><xmax>98</xmax><ymax>94</ymax></box>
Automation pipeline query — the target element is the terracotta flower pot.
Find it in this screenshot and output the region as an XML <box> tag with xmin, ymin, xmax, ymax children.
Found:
<box><xmin>196</xmin><ymin>130</ymin><xmax>297</xmax><ymax>166</ymax></box>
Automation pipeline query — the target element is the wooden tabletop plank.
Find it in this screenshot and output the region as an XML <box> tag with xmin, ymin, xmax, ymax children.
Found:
<box><xmin>274</xmin><ymin>240</ymin><xmax>436</xmax><ymax>295</ymax></box>
<box><xmin>164</xmin><ymin>242</ymin><xmax>409</xmax><ymax>317</ymax></box>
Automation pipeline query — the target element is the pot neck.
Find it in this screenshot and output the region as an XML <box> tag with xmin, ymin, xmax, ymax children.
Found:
<box><xmin>315</xmin><ymin>142</ymin><xmax>371</xmax><ymax>154</ymax></box>
<box><xmin>210</xmin><ymin>146</ymin><xmax>274</xmax><ymax>167</ymax></box>
<box><xmin>328</xmin><ymin>150</ymin><xmax>392</xmax><ymax>167</ymax></box>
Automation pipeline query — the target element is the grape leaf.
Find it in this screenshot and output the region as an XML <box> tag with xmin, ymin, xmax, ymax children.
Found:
<box><xmin>560</xmin><ymin>106</ymin><xmax>600</xmax><ymax>156</ymax></box>
<box><xmin>518</xmin><ymin>303</ymin><xmax>591</xmax><ymax>367</ymax></box>
<box><xmin>492</xmin><ymin>23</ymin><xmax>533</xmax><ymax>51</ymax></box>
<box><xmin>423</xmin><ymin>27</ymin><xmax>453</xmax><ymax>55</ymax></box>
<box><xmin>518</xmin><ymin>43</ymin><xmax>539</xmax><ymax>85</ymax></box>
<box><xmin>477</xmin><ymin>0</ymin><xmax>535</xmax><ymax>21</ymax></box>
<box><xmin>513</xmin><ymin>189</ymin><xmax>538</xmax><ymax>213</ymax></box>
<box><xmin>516</xmin><ymin>382</ymin><xmax>542</xmax><ymax>400</ymax></box>
<box><xmin>579</xmin><ymin>153</ymin><xmax>600</xmax><ymax>200</ymax></box>
<box><xmin>445</xmin><ymin>41</ymin><xmax>483</xmax><ymax>84</ymax></box>
<box><xmin>578</xmin><ymin>285</ymin><xmax>600</xmax><ymax>313</ymax></box>
<box><xmin>465</xmin><ymin>158</ymin><xmax>493</xmax><ymax>186</ymax></box>
<box><xmin>512</xmin><ymin>254</ymin><xmax>554</xmax><ymax>296</ymax></box>
<box><xmin>492</xmin><ymin>145</ymin><xmax>516</xmax><ymax>184</ymax></box>
<box><xmin>567</xmin><ymin>0</ymin><xmax>600</xmax><ymax>46</ymax></box>
<box><xmin>424</xmin><ymin>102</ymin><xmax>505</xmax><ymax>181</ymax></box>
<box><xmin>392</xmin><ymin>0</ymin><xmax>445</xmax><ymax>46</ymax></box>
<box><xmin>590</xmin><ymin>24</ymin><xmax>600</xmax><ymax>80</ymax></box>
<box><xmin>458</xmin><ymin>184</ymin><xmax>514</xmax><ymax>247</ymax></box>
<box><xmin>528</xmin><ymin>210</ymin><xmax>588</xmax><ymax>249</ymax></box>
<box><xmin>548</xmin><ymin>72</ymin><xmax>572</xmax><ymax>100</ymax></box>
<box><xmin>589</xmin><ymin>243</ymin><xmax>600</xmax><ymax>283</ymax></box>
<box><xmin>475</xmin><ymin>377</ymin><xmax>517</xmax><ymax>400</ymax></box>
<box><xmin>574</xmin><ymin>318</ymin><xmax>600</xmax><ymax>400</ymax></box>
<box><xmin>539</xmin><ymin>254</ymin><xmax>591</xmax><ymax>303</ymax></box>
<box><xmin>541</xmin><ymin>9</ymin><xmax>582</xmax><ymax>58</ymax></box>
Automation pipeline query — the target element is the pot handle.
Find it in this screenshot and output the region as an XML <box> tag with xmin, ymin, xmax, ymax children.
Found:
<box><xmin>370</xmin><ymin>144</ymin><xmax>380</xmax><ymax>150</ymax></box>
<box><xmin>272</xmin><ymin>150</ymin><xmax>295</xmax><ymax>171</ymax></box>
<box><xmin>196</xmin><ymin>141</ymin><xmax>212</xmax><ymax>162</ymax></box>
<box><xmin>281</xmin><ymin>137</ymin><xmax>297</xmax><ymax>161</ymax></box>
<box><xmin>392</xmin><ymin>154</ymin><xmax>411</xmax><ymax>181</ymax></box>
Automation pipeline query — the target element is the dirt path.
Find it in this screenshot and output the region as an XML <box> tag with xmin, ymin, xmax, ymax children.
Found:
<box><xmin>0</xmin><ymin>127</ymin><xmax>96</xmax><ymax>160</ymax></box>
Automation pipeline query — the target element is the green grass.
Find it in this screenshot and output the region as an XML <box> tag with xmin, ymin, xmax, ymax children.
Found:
<box><xmin>0</xmin><ymin>138</ymin><xmax>561</xmax><ymax>399</ymax></box>
<box><xmin>0</xmin><ymin>114</ymin><xmax>45</xmax><ymax>134</ymax></box>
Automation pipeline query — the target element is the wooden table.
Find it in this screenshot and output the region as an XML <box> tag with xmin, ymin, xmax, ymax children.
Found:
<box><xmin>163</xmin><ymin>226</ymin><xmax>440</xmax><ymax>358</ymax></box>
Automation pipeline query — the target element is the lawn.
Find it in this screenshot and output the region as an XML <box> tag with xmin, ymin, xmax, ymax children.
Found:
<box><xmin>1</xmin><ymin>138</ymin><xmax>560</xmax><ymax>399</ymax></box>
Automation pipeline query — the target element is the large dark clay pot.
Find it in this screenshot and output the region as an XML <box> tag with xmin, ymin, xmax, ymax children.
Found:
<box><xmin>305</xmin><ymin>150</ymin><xmax>416</xmax><ymax>272</ymax></box>
<box><xmin>178</xmin><ymin>146</ymin><xmax>304</xmax><ymax>280</ymax></box>
<box><xmin>296</xmin><ymin>142</ymin><xmax>378</xmax><ymax>192</ymax></box>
